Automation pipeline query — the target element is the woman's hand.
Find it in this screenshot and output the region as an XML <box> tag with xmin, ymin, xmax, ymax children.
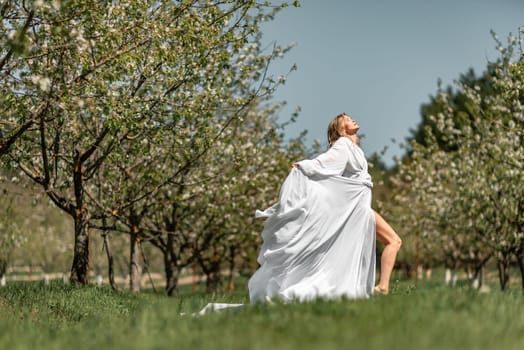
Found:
<box><xmin>292</xmin><ymin>163</ymin><xmax>300</xmax><ymax>168</ymax></box>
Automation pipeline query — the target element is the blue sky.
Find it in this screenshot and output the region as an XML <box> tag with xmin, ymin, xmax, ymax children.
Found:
<box><xmin>261</xmin><ymin>0</ymin><xmax>524</xmax><ymax>165</ymax></box>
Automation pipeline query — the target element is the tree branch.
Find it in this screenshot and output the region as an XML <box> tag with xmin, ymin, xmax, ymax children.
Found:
<box><xmin>0</xmin><ymin>10</ymin><xmax>34</xmax><ymax>71</ymax></box>
<box><xmin>70</xmin><ymin>38</ymin><xmax>152</xmax><ymax>84</ymax></box>
<box><xmin>79</xmin><ymin>126</ymin><xmax>110</xmax><ymax>163</ymax></box>
<box><xmin>0</xmin><ymin>101</ymin><xmax>48</xmax><ymax>157</ymax></box>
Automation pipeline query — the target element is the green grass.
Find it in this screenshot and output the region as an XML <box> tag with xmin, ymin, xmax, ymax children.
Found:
<box><xmin>0</xmin><ymin>280</ymin><xmax>523</xmax><ymax>350</ymax></box>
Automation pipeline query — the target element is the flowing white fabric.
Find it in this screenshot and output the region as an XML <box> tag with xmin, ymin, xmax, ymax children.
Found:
<box><xmin>192</xmin><ymin>137</ymin><xmax>376</xmax><ymax>315</ymax></box>
<box><xmin>248</xmin><ymin>137</ymin><xmax>376</xmax><ymax>302</ymax></box>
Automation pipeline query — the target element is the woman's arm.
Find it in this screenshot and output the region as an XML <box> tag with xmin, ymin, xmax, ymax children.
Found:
<box><xmin>295</xmin><ymin>137</ymin><xmax>353</xmax><ymax>177</ymax></box>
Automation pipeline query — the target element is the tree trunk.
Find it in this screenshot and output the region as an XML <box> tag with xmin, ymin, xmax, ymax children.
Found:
<box><xmin>0</xmin><ymin>259</ymin><xmax>7</xmax><ymax>283</ymax></box>
<box><xmin>102</xmin><ymin>233</ymin><xmax>118</xmax><ymax>292</ymax></box>
<box><xmin>70</xmin><ymin>212</ymin><xmax>90</xmax><ymax>284</ymax></box>
<box><xmin>414</xmin><ymin>236</ymin><xmax>419</xmax><ymax>282</ymax></box>
<box><xmin>470</xmin><ymin>265</ymin><xmax>483</xmax><ymax>289</ymax></box>
<box><xmin>497</xmin><ymin>255</ymin><xmax>510</xmax><ymax>291</ymax></box>
<box><xmin>70</xmin><ymin>148</ymin><xmax>89</xmax><ymax>285</ymax></box>
<box><xmin>129</xmin><ymin>222</ymin><xmax>142</xmax><ymax>292</ymax></box>
<box><xmin>445</xmin><ymin>265</ymin><xmax>457</xmax><ymax>287</ymax></box>
<box><xmin>206</xmin><ymin>263</ymin><xmax>222</xmax><ymax>294</ymax></box>
<box><xmin>402</xmin><ymin>262</ymin><xmax>413</xmax><ymax>280</ymax></box>
<box><xmin>164</xmin><ymin>234</ymin><xmax>179</xmax><ymax>296</ymax></box>
<box><xmin>164</xmin><ymin>254</ymin><xmax>179</xmax><ymax>296</ymax></box>
<box><xmin>227</xmin><ymin>247</ymin><xmax>236</xmax><ymax>292</ymax></box>
<box><xmin>227</xmin><ymin>274</ymin><xmax>235</xmax><ymax>292</ymax></box>
<box><xmin>516</xmin><ymin>249</ymin><xmax>524</xmax><ymax>290</ymax></box>
<box><xmin>470</xmin><ymin>254</ymin><xmax>491</xmax><ymax>289</ymax></box>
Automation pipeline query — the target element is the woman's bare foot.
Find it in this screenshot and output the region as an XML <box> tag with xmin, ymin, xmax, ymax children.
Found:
<box><xmin>374</xmin><ymin>285</ymin><xmax>389</xmax><ymax>295</ymax></box>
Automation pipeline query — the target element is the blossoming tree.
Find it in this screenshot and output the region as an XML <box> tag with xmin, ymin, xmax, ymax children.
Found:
<box><xmin>389</xmin><ymin>30</ymin><xmax>523</xmax><ymax>290</ymax></box>
<box><xmin>0</xmin><ymin>0</ymin><xmax>300</xmax><ymax>285</ymax></box>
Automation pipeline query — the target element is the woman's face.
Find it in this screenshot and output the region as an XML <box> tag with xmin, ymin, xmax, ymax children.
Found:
<box><xmin>342</xmin><ymin>115</ymin><xmax>359</xmax><ymax>135</ymax></box>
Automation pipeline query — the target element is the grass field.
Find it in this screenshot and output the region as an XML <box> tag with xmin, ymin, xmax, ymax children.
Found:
<box><xmin>0</xmin><ymin>279</ymin><xmax>522</xmax><ymax>350</ymax></box>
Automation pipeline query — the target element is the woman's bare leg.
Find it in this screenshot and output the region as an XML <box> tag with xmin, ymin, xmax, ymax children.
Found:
<box><xmin>374</xmin><ymin>210</ymin><xmax>402</xmax><ymax>294</ymax></box>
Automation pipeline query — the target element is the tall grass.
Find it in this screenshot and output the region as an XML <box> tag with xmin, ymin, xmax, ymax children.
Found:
<box><xmin>0</xmin><ymin>280</ymin><xmax>522</xmax><ymax>350</ymax></box>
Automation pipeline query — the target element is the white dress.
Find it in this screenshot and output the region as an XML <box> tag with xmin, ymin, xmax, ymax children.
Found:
<box><xmin>248</xmin><ymin>137</ymin><xmax>376</xmax><ymax>302</ymax></box>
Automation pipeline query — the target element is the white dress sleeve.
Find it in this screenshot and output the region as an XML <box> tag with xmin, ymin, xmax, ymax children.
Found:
<box><xmin>296</xmin><ymin>137</ymin><xmax>359</xmax><ymax>177</ymax></box>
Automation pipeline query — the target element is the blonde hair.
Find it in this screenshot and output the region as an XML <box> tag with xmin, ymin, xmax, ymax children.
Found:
<box><xmin>327</xmin><ymin>113</ymin><xmax>347</xmax><ymax>147</ymax></box>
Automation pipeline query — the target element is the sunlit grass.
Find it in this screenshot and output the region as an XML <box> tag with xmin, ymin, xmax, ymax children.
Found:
<box><xmin>0</xmin><ymin>280</ymin><xmax>522</xmax><ymax>350</ymax></box>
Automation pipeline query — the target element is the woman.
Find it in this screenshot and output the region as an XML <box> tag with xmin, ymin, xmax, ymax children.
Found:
<box><xmin>248</xmin><ymin>113</ymin><xmax>401</xmax><ymax>302</ymax></box>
